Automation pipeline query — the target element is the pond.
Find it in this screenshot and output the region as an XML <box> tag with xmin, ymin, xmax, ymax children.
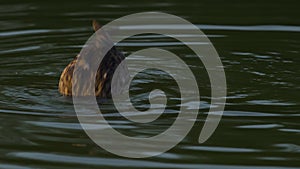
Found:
<box><xmin>0</xmin><ymin>0</ymin><xmax>299</xmax><ymax>168</ymax></box>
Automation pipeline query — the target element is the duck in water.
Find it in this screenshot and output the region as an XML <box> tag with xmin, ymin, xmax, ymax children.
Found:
<box><xmin>58</xmin><ymin>20</ymin><xmax>128</xmax><ymax>98</ymax></box>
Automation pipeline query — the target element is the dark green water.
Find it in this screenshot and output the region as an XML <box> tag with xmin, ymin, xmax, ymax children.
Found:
<box><xmin>1</xmin><ymin>0</ymin><xmax>300</xmax><ymax>168</ymax></box>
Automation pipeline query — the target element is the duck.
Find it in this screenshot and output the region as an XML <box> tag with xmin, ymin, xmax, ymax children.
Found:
<box><xmin>58</xmin><ymin>20</ymin><xmax>127</xmax><ymax>98</ymax></box>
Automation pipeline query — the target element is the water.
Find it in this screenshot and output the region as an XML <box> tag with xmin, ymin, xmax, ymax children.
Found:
<box><xmin>1</xmin><ymin>0</ymin><xmax>300</xmax><ymax>168</ymax></box>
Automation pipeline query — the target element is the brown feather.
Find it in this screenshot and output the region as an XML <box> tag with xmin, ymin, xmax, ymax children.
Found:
<box><xmin>58</xmin><ymin>21</ymin><xmax>127</xmax><ymax>97</ymax></box>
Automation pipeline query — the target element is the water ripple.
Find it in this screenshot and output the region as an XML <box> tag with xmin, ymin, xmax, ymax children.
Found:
<box><xmin>183</xmin><ymin>146</ymin><xmax>260</xmax><ymax>153</ymax></box>
<box><xmin>8</xmin><ymin>152</ymin><xmax>300</xmax><ymax>169</ymax></box>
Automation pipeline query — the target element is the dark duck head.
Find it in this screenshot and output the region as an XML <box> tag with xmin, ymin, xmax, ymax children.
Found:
<box><xmin>58</xmin><ymin>20</ymin><xmax>128</xmax><ymax>98</ymax></box>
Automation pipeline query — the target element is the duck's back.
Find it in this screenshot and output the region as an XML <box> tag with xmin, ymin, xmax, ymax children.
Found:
<box><xmin>58</xmin><ymin>20</ymin><xmax>128</xmax><ymax>98</ymax></box>
<box><xmin>59</xmin><ymin>45</ymin><xmax>127</xmax><ymax>97</ymax></box>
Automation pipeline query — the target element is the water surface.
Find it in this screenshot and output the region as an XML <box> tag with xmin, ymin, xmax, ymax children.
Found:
<box><xmin>0</xmin><ymin>0</ymin><xmax>299</xmax><ymax>168</ymax></box>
